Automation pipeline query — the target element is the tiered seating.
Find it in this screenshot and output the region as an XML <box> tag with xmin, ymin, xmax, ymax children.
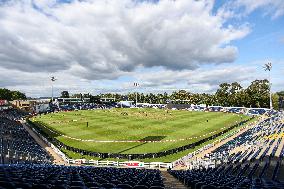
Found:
<box><xmin>0</xmin><ymin>109</ymin><xmax>28</xmax><ymax>120</ymax></box>
<box><xmin>226</xmin><ymin>108</ymin><xmax>245</xmax><ymax>114</ymax></box>
<box><xmin>58</xmin><ymin>103</ymin><xmax>115</xmax><ymax>112</ymax></box>
<box><xmin>0</xmin><ymin>110</ymin><xmax>50</xmax><ymax>164</ymax></box>
<box><xmin>1</xmin><ymin>107</ymin><xmax>282</xmax><ymax>188</ymax></box>
<box><xmin>247</xmin><ymin>108</ymin><xmax>268</xmax><ymax>115</ymax></box>
<box><xmin>170</xmin><ymin>166</ymin><xmax>284</xmax><ymax>189</ymax></box>
<box><xmin>0</xmin><ymin>164</ymin><xmax>164</xmax><ymax>189</ymax></box>
<box><xmin>170</xmin><ymin>112</ymin><xmax>284</xmax><ymax>188</ymax></box>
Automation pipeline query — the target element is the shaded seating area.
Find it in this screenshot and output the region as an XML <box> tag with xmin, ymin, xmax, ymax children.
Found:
<box><xmin>170</xmin><ymin>165</ymin><xmax>284</xmax><ymax>189</ymax></box>
<box><xmin>0</xmin><ymin>110</ymin><xmax>50</xmax><ymax>164</ymax></box>
<box><xmin>0</xmin><ymin>164</ymin><xmax>164</xmax><ymax>189</ymax></box>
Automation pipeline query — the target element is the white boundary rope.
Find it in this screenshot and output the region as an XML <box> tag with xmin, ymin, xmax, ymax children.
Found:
<box><xmin>34</xmin><ymin>121</ymin><xmax>241</xmax><ymax>143</ymax></box>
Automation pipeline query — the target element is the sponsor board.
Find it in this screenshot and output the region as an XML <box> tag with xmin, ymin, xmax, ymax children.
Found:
<box><xmin>123</xmin><ymin>161</ymin><xmax>144</xmax><ymax>168</ymax></box>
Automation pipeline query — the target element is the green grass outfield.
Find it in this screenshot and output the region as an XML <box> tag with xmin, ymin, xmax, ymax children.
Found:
<box><xmin>32</xmin><ymin>108</ymin><xmax>249</xmax><ymax>157</ymax></box>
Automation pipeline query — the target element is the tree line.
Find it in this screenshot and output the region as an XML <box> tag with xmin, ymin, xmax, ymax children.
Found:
<box><xmin>1</xmin><ymin>79</ymin><xmax>282</xmax><ymax>109</ymax></box>
<box><xmin>66</xmin><ymin>79</ymin><xmax>282</xmax><ymax>109</ymax></box>
<box><xmin>0</xmin><ymin>88</ymin><xmax>26</xmax><ymax>101</ymax></box>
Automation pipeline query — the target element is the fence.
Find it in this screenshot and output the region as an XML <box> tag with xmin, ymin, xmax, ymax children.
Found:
<box><xmin>67</xmin><ymin>159</ymin><xmax>172</xmax><ymax>169</ymax></box>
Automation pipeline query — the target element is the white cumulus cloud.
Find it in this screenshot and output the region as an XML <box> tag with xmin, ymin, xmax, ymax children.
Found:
<box><xmin>0</xmin><ymin>0</ymin><xmax>250</xmax><ymax>81</ymax></box>
<box><xmin>224</xmin><ymin>0</ymin><xmax>284</xmax><ymax>19</ymax></box>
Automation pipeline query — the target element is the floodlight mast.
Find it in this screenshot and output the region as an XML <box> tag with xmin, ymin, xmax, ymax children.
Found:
<box><xmin>51</xmin><ymin>76</ymin><xmax>57</xmax><ymax>102</ymax></box>
<box><xmin>136</xmin><ymin>91</ymin><xmax>138</xmax><ymax>106</ymax></box>
<box><xmin>134</xmin><ymin>82</ymin><xmax>139</xmax><ymax>106</ymax></box>
<box><xmin>264</xmin><ymin>62</ymin><xmax>272</xmax><ymax>110</ymax></box>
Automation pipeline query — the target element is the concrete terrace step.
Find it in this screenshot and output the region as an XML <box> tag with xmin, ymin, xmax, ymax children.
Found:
<box><xmin>161</xmin><ymin>171</ymin><xmax>189</xmax><ymax>189</ymax></box>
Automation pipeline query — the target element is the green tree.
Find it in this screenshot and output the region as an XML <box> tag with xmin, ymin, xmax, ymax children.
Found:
<box><xmin>215</xmin><ymin>83</ymin><xmax>231</xmax><ymax>106</ymax></box>
<box><xmin>237</xmin><ymin>90</ymin><xmax>251</xmax><ymax>107</ymax></box>
<box><xmin>229</xmin><ymin>82</ymin><xmax>242</xmax><ymax>106</ymax></box>
<box><xmin>0</xmin><ymin>88</ymin><xmax>12</xmax><ymax>100</ymax></box>
<box><xmin>71</xmin><ymin>93</ymin><xmax>82</xmax><ymax>98</ymax></box>
<box><xmin>61</xmin><ymin>91</ymin><xmax>70</xmax><ymax>98</ymax></box>
<box><xmin>0</xmin><ymin>88</ymin><xmax>26</xmax><ymax>101</ymax></box>
<box><xmin>11</xmin><ymin>91</ymin><xmax>26</xmax><ymax>100</ymax></box>
<box><xmin>90</xmin><ymin>95</ymin><xmax>101</xmax><ymax>103</ymax></box>
<box><xmin>83</xmin><ymin>93</ymin><xmax>91</xmax><ymax>98</ymax></box>
<box><xmin>277</xmin><ymin>91</ymin><xmax>284</xmax><ymax>97</ymax></box>
<box><xmin>245</xmin><ymin>79</ymin><xmax>269</xmax><ymax>108</ymax></box>
<box><xmin>272</xmin><ymin>93</ymin><xmax>279</xmax><ymax>110</ymax></box>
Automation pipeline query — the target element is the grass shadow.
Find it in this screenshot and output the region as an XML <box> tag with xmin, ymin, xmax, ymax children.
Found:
<box><xmin>99</xmin><ymin>136</ymin><xmax>167</xmax><ymax>160</ymax></box>
<box><xmin>139</xmin><ymin>136</ymin><xmax>166</xmax><ymax>141</ymax></box>
<box><xmin>116</xmin><ymin>136</ymin><xmax>166</xmax><ymax>154</ymax></box>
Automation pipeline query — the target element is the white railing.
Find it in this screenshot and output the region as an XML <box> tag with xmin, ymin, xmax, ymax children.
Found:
<box><xmin>66</xmin><ymin>159</ymin><xmax>173</xmax><ymax>169</ymax></box>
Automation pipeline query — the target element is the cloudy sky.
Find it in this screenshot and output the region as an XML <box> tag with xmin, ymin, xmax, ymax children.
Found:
<box><xmin>0</xmin><ymin>0</ymin><xmax>283</xmax><ymax>97</ymax></box>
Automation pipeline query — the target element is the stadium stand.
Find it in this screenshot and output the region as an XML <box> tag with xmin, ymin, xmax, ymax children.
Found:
<box><xmin>0</xmin><ymin>109</ymin><xmax>170</xmax><ymax>189</ymax></box>
<box><xmin>0</xmin><ymin>109</ymin><xmax>51</xmax><ymax>164</ymax></box>
<box><xmin>0</xmin><ymin>106</ymin><xmax>282</xmax><ymax>189</ymax></box>
<box><xmin>246</xmin><ymin>108</ymin><xmax>270</xmax><ymax>116</ymax></box>
<box><xmin>57</xmin><ymin>103</ymin><xmax>115</xmax><ymax>112</ymax></box>
<box><xmin>0</xmin><ymin>165</ymin><xmax>165</xmax><ymax>189</ymax></box>
<box><xmin>0</xmin><ymin>109</ymin><xmax>28</xmax><ymax>120</ymax></box>
<box><xmin>169</xmin><ymin>111</ymin><xmax>284</xmax><ymax>188</ymax></box>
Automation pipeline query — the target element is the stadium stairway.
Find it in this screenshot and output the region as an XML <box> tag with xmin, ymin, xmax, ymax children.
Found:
<box><xmin>21</xmin><ymin>122</ymin><xmax>65</xmax><ymax>165</ymax></box>
<box><xmin>161</xmin><ymin>171</ymin><xmax>189</xmax><ymax>189</ymax></box>
<box><xmin>277</xmin><ymin>160</ymin><xmax>284</xmax><ymax>181</ymax></box>
<box><xmin>262</xmin><ymin>158</ymin><xmax>278</xmax><ymax>180</ymax></box>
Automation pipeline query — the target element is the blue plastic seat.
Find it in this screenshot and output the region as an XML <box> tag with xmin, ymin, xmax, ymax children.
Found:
<box><xmin>133</xmin><ymin>185</ymin><xmax>148</xmax><ymax>189</ymax></box>
<box><xmin>0</xmin><ymin>181</ymin><xmax>15</xmax><ymax>189</ymax></box>
<box><xmin>116</xmin><ymin>184</ymin><xmax>133</xmax><ymax>189</ymax></box>
<box><xmin>149</xmin><ymin>186</ymin><xmax>165</xmax><ymax>189</ymax></box>
<box><xmin>100</xmin><ymin>183</ymin><xmax>116</xmax><ymax>189</ymax></box>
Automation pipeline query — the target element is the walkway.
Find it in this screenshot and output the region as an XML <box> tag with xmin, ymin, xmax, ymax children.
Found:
<box><xmin>161</xmin><ymin>171</ymin><xmax>188</xmax><ymax>189</ymax></box>
<box><xmin>194</xmin><ymin>127</ymin><xmax>250</xmax><ymax>160</ymax></box>
<box><xmin>21</xmin><ymin>122</ymin><xmax>66</xmax><ymax>165</ymax></box>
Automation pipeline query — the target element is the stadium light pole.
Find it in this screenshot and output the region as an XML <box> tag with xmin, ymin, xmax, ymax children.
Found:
<box><xmin>51</xmin><ymin>76</ymin><xmax>57</xmax><ymax>103</ymax></box>
<box><xmin>136</xmin><ymin>91</ymin><xmax>138</xmax><ymax>106</ymax></box>
<box><xmin>264</xmin><ymin>62</ymin><xmax>272</xmax><ymax>110</ymax></box>
<box><xmin>134</xmin><ymin>82</ymin><xmax>139</xmax><ymax>106</ymax></box>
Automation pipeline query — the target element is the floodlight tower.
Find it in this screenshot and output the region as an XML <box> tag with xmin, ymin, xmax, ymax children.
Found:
<box><xmin>264</xmin><ymin>62</ymin><xmax>272</xmax><ymax>110</ymax></box>
<box><xmin>134</xmin><ymin>82</ymin><xmax>139</xmax><ymax>106</ymax></box>
<box><xmin>50</xmin><ymin>76</ymin><xmax>57</xmax><ymax>102</ymax></box>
